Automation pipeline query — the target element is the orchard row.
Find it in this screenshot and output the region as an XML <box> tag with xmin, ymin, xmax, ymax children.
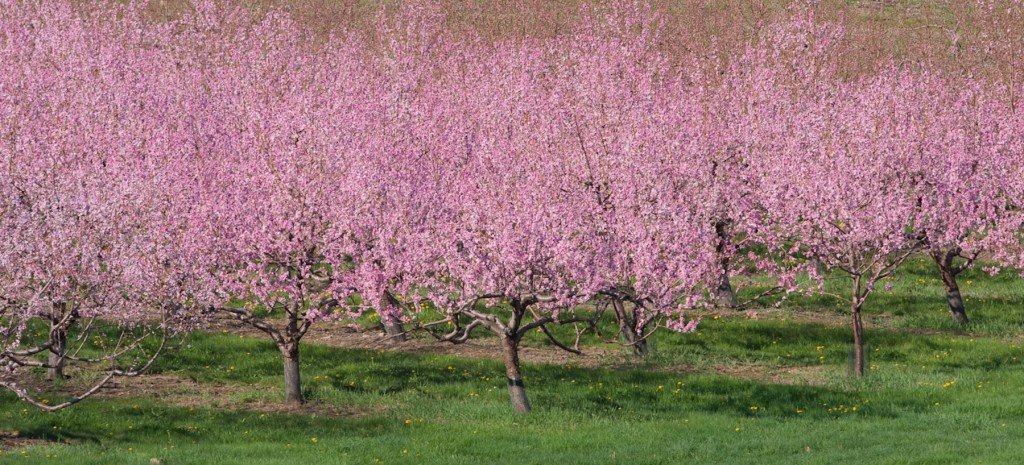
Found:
<box><xmin>2</xmin><ymin>1</ymin><xmax>1023</xmax><ymax>412</ymax></box>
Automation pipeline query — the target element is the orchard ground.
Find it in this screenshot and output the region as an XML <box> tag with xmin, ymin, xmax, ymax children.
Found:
<box><xmin>3</xmin><ymin>257</ymin><xmax>1024</xmax><ymax>464</ymax></box>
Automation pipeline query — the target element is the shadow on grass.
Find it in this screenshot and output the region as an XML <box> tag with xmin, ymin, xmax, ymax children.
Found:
<box><xmin>149</xmin><ymin>331</ymin><xmax>889</xmax><ymax>420</ymax></box>
<box><xmin>10</xmin><ymin>314</ymin><xmax>1019</xmax><ymax>448</ymax></box>
<box><xmin>2</xmin><ymin>389</ymin><xmax>400</xmax><ymax>446</ymax></box>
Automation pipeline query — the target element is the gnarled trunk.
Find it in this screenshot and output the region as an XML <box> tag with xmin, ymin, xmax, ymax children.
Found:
<box><xmin>379</xmin><ymin>291</ymin><xmax>406</xmax><ymax>342</ymax></box>
<box><xmin>46</xmin><ymin>306</ymin><xmax>68</xmax><ymax>381</ymax></box>
<box><xmin>714</xmin><ymin>269</ymin><xmax>738</xmax><ymax>309</ymax></box>
<box><xmin>931</xmin><ymin>248</ymin><xmax>969</xmax><ymax>325</ymax></box>
<box><xmin>382</xmin><ymin>318</ymin><xmax>405</xmax><ymax>341</ymax></box>
<box><xmin>46</xmin><ymin>325</ymin><xmax>67</xmax><ymax>381</ymax></box>
<box><xmin>500</xmin><ymin>334</ymin><xmax>530</xmax><ymax>413</ymax></box>
<box><xmin>611</xmin><ymin>297</ymin><xmax>648</xmax><ymax>356</ymax></box>
<box><xmin>281</xmin><ymin>343</ymin><xmax>303</xmax><ymax>404</ymax></box>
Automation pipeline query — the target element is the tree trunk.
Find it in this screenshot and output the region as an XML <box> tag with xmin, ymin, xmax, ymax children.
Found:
<box><xmin>611</xmin><ymin>297</ymin><xmax>648</xmax><ymax>356</ymax></box>
<box><xmin>714</xmin><ymin>221</ymin><xmax>738</xmax><ymax>309</ymax></box>
<box><xmin>500</xmin><ymin>334</ymin><xmax>531</xmax><ymax>413</ymax></box>
<box><xmin>379</xmin><ymin>291</ymin><xmax>406</xmax><ymax>343</ymax></box>
<box><xmin>281</xmin><ymin>343</ymin><xmax>303</xmax><ymax>404</ymax></box>
<box><xmin>382</xmin><ymin>318</ymin><xmax>405</xmax><ymax>341</ymax></box>
<box><xmin>851</xmin><ymin>302</ymin><xmax>865</xmax><ymax>377</ymax></box>
<box><xmin>46</xmin><ymin>325</ymin><xmax>67</xmax><ymax>381</ymax></box>
<box><xmin>46</xmin><ymin>305</ymin><xmax>68</xmax><ymax>381</ymax></box>
<box><xmin>847</xmin><ymin>275</ymin><xmax>867</xmax><ymax>377</ymax></box>
<box><xmin>715</xmin><ymin>271</ymin><xmax>738</xmax><ymax>309</ymax></box>
<box><xmin>931</xmin><ymin>248</ymin><xmax>969</xmax><ymax>325</ymax></box>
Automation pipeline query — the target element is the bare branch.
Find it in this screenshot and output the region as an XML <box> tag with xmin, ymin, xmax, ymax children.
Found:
<box><xmin>538</xmin><ymin>324</ymin><xmax>582</xmax><ymax>355</ymax></box>
<box><xmin>1</xmin><ymin>371</ymin><xmax>116</xmax><ymax>412</ymax></box>
<box><xmin>212</xmin><ymin>306</ymin><xmax>286</xmax><ymax>346</ymax></box>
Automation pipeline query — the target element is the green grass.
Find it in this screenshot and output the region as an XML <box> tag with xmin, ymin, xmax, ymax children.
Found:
<box><xmin>733</xmin><ymin>257</ymin><xmax>1024</xmax><ymax>336</ymax></box>
<box><xmin>3</xmin><ymin>257</ymin><xmax>1024</xmax><ymax>464</ymax></box>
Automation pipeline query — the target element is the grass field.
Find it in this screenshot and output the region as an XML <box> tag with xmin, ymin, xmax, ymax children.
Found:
<box><xmin>129</xmin><ymin>0</ymin><xmax>1017</xmax><ymax>84</ymax></box>
<box><xmin>3</xmin><ymin>257</ymin><xmax>1024</xmax><ymax>464</ymax></box>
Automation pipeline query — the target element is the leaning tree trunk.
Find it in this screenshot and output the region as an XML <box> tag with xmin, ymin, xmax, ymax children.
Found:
<box><xmin>931</xmin><ymin>248</ymin><xmax>969</xmax><ymax>325</ymax></box>
<box><xmin>379</xmin><ymin>291</ymin><xmax>406</xmax><ymax>343</ymax></box>
<box><xmin>714</xmin><ymin>221</ymin><xmax>738</xmax><ymax>308</ymax></box>
<box><xmin>280</xmin><ymin>342</ymin><xmax>303</xmax><ymax>404</ymax></box>
<box><xmin>500</xmin><ymin>333</ymin><xmax>531</xmax><ymax>413</ymax></box>
<box><xmin>611</xmin><ymin>297</ymin><xmax>648</xmax><ymax>356</ymax></box>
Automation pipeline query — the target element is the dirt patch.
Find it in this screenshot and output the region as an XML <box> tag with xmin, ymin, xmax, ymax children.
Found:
<box><xmin>716</xmin><ymin>363</ymin><xmax>829</xmax><ymax>385</ymax></box>
<box><xmin>709</xmin><ymin>306</ymin><xmax>901</xmax><ymax>331</ymax></box>
<box><xmin>6</xmin><ymin>316</ymin><xmax>838</xmax><ymax>419</ymax></box>
<box><xmin>211</xmin><ymin>317</ymin><xmax>838</xmax><ymax>388</ymax></box>
<box><xmin>9</xmin><ymin>369</ymin><xmax>368</xmax><ymax>417</ymax></box>
<box><xmin>0</xmin><ymin>431</ymin><xmax>53</xmax><ymax>452</ymax></box>
<box><xmin>97</xmin><ymin>373</ymin><xmax>369</xmax><ymax>417</ymax></box>
<box><xmin>313</xmin><ymin>328</ymin><xmax>618</xmax><ymax>366</ymax></box>
<box><xmin>210</xmin><ymin>318</ymin><xmax>621</xmax><ymax>368</ymax></box>
<box><xmin>655</xmin><ymin>360</ymin><xmax>830</xmax><ymax>386</ymax></box>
